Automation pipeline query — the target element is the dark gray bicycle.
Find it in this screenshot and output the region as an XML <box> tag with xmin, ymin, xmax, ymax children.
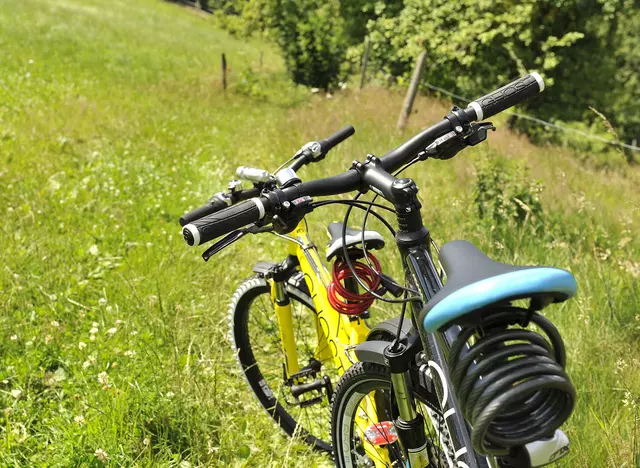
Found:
<box><xmin>181</xmin><ymin>73</ymin><xmax>576</xmax><ymax>468</ymax></box>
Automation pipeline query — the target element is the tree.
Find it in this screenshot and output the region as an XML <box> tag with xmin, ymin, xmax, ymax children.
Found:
<box><xmin>269</xmin><ymin>0</ymin><xmax>347</xmax><ymax>89</ymax></box>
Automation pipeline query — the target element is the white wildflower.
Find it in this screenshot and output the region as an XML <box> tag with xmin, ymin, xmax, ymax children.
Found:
<box><xmin>89</xmin><ymin>327</ymin><xmax>99</xmax><ymax>335</ymax></box>
<box><xmin>98</xmin><ymin>298</ymin><xmax>107</xmax><ymax>306</ymax></box>
<box><xmin>94</xmin><ymin>448</ymin><xmax>109</xmax><ymax>463</ymax></box>
<box><xmin>88</xmin><ymin>244</ymin><xmax>99</xmax><ymax>256</ymax></box>
<box><xmin>106</xmin><ymin>327</ymin><xmax>117</xmax><ymax>335</ymax></box>
<box><xmin>143</xmin><ymin>437</ymin><xmax>151</xmax><ymax>446</ymax></box>
<box><xmin>10</xmin><ymin>335</ymin><xmax>18</xmax><ymax>341</ymax></box>
<box><xmin>51</xmin><ymin>320</ymin><xmax>60</xmax><ymax>328</ymax></box>
<box><xmin>124</xmin><ymin>350</ymin><xmax>136</xmax><ymax>357</ymax></box>
<box><xmin>165</xmin><ymin>391</ymin><xmax>175</xmax><ymax>399</ymax></box>
<box><xmin>83</xmin><ymin>353</ymin><xmax>97</xmax><ymax>369</ymax></box>
<box><xmin>97</xmin><ymin>372</ymin><xmax>110</xmax><ymax>386</ymax></box>
<box><xmin>74</xmin><ymin>415</ymin><xmax>85</xmax><ymax>426</ymax></box>
<box><xmin>10</xmin><ymin>389</ymin><xmax>22</xmax><ymax>399</ymax></box>
<box><xmin>78</xmin><ymin>342</ymin><xmax>87</xmax><ymax>350</ymax></box>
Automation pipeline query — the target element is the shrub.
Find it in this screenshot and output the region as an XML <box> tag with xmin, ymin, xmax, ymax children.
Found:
<box><xmin>234</xmin><ymin>68</ymin><xmax>267</xmax><ymax>100</ymax></box>
<box><xmin>473</xmin><ymin>153</ymin><xmax>544</xmax><ymax>231</ymax></box>
<box><xmin>270</xmin><ymin>0</ymin><xmax>346</xmax><ymax>89</ymax></box>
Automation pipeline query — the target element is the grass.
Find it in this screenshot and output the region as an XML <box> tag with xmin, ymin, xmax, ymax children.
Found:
<box><xmin>0</xmin><ymin>0</ymin><xmax>638</xmax><ymax>466</ymax></box>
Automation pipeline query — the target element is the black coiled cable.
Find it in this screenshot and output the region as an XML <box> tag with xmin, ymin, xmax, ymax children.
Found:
<box><xmin>448</xmin><ymin>307</ymin><xmax>575</xmax><ymax>456</ymax></box>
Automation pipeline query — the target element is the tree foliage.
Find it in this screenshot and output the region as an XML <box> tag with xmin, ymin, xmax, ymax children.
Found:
<box><xmin>362</xmin><ymin>0</ymin><xmax>639</xmax><ymax>144</ymax></box>
<box><xmin>268</xmin><ymin>0</ymin><xmax>347</xmax><ymax>89</ymax></box>
<box><xmin>210</xmin><ymin>0</ymin><xmax>640</xmax><ymax>145</ymax></box>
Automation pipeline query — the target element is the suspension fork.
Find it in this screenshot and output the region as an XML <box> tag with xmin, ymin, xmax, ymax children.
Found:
<box><xmin>271</xmin><ymin>277</ymin><xmax>301</xmax><ymax>377</ymax></box>
<box><xmin>385</xmin><ymin>339</ymin><xmax>431</xmax><ymax>467</ymax></box>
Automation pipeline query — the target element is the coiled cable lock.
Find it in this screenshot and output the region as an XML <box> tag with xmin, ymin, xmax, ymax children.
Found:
<box><xmin>327</xmin><ymin>252</ymin><xmax>382</xmax><ymax>316</ymax></box>
<box><xmin>448</xmin><ymin>306</ymin><xmax>576</xmax><ymax>456</ymax></box>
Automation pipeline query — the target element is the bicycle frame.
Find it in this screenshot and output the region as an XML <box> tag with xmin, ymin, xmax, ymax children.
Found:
<box><xmin>403</xmin><ymin>244</ymin><xmax>489</xmax><ymax>468</ymax></box>
<box><xmin>271</xmin><ymin>220</ymin><xmax>370</xmax><ymax>381</ymax></box>
<box><xmin>347</xmin><ymin>155</ymin><xmax>488</xmax><ymax>468</ymax></box>
<box><xmin>268</xmin><ymin>221</ymin><xmax>395</xmax><ymax>465</ymax></box>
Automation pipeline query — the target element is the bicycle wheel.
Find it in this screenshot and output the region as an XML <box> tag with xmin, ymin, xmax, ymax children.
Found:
<box><xmin>331</xmin><ymin>361</ymin><xmax>451</xmax><ymax>468</ymax></box>
<box><xmin>229</xmin><ymin>274</ymin><xmax>337</xmax><ymax>452</ymax></box>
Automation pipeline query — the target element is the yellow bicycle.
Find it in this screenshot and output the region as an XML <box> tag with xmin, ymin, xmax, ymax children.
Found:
<box><xmin>180</xmin><ymin>126</ymin><xmax>402</xmax><ymax>451</ymax></box>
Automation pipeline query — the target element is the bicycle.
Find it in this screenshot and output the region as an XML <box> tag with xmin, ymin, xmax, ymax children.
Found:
<box><xmin>181</xmin><ymin>72</ymin><xmax>577</xmax><ymax>468</ymax></box>
<box><xmin>180</xmin><ymin>126</ymin><xmax>402</xmax><ymax>451</ymax></box>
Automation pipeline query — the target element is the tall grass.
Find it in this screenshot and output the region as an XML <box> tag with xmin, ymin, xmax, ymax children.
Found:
<box><xmin>0</xmin><ymin>0</ymin><xmax>638</xmax><ymax>466</ymax></box>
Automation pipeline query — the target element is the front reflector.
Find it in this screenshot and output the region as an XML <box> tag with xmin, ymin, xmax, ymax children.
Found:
<box><xmin>363</xmin><ymin>421</ymin><xmax>398</xmax><ymax>446</ymax></box>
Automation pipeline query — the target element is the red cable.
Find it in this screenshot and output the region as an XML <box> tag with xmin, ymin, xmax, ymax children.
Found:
<box><xmin>327</xmin><ymin>253</ymin><xmax>382</xmax><ymax>315</ymax></box>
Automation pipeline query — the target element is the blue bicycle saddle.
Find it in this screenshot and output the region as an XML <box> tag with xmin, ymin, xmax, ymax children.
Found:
<box><xmin>420</xmin><ymin>241</ymin><xmax>577</xmax><ymax>333</ymax></box>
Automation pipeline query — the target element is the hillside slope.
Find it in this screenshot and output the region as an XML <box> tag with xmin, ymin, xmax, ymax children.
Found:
<box><xmin>0</xmin><ymin>0</ymin><xmax>638</xmax><ymax>466</ymax></box>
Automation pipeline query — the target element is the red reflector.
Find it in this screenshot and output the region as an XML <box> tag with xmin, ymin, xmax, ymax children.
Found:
<box><xmin>363</xmin><ymin>421</ymin><xmax>398</xmax><ymax>445</ymax></box>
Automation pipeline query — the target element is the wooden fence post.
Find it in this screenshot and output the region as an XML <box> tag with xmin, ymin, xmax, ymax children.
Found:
<box><xmin>221</xmin><ymin>53</ymin><xmax>227</xmax><ymax>93</ymax></box>
<box><xmin>396</xmin><ymin>50</ymin><xmax>427</xmax><ymax>131</ymax></box>
<box><xmin>359</xmin><ymin>37</ymin><xmax>372</xmax><ymax>90</ymax></box>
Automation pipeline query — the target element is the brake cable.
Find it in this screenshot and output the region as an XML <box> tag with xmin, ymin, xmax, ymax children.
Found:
<box><xmin>338</xmin><ymin>155</ymin><xmax>426</xmax><ymax>305</ymax></box>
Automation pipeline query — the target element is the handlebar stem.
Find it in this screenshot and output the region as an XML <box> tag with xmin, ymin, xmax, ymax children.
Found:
<box><xmin>353</xmin><ymin>155</ymin><xmax>430</xmax><ymax>246</ymax></box>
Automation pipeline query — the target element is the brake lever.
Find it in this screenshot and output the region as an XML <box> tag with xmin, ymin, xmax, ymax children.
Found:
<box><xmin>202</xmin><ymin>230</ymin><xmax>247</xmax><ymax>261</ymax></box>
<box><xmin>201</xmin><ymin>224</ymin><xmax>274</xmax><ymax>261</ymax></box>
<box><xmin>465</xmin><ymin>122</ymin><xmax>496</xmax><ymax>146</ymax></box>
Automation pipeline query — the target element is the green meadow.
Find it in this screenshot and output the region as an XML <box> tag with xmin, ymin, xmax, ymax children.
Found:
<box><xmin>0</xmin><ymin>0</ymin><xmax>638</xmax><ymax>466</ymax></box>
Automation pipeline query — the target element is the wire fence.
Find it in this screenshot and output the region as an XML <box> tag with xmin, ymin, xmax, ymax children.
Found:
<box><xmin>422</xmin><ymin>81</ymin><xmax>640</xmax><ymax>153</ymax></box>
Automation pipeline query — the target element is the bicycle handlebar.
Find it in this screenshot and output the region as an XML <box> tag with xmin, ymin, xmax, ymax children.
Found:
<box><xmin>183</xmin><ymin>198</ymin><xmax>267</xmax><ymax>246</ymax></box>
<box><xmin>182</xmin><ymin>74</ymin><xmax>545</xmax><ymax>246</ymax></box>
<box><xmin>319</xmin><ymin>125</ymin><xmax>355</xmax><ymax>154</ymax></box>
<box><xmin>179</xmin><ymin>127</ymin><xmax>356</xmax><ymax>229</ymax></box>
<box><xmin>179</xmin><ymin>197</ymin><xmax>228</xmax><ymax>227</ymax></box>
<box><xmin>467</xmin><ymin>72</ymin><xmax>544</xmax><ymax>120</ymax></box>
<box><xmin>179</xmin><ymin>187</ymin><xmax>261</xmax><ymax>226</ymax></box>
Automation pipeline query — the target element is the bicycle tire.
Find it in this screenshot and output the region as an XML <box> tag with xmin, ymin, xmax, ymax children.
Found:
<box><xmin>331</xmin><ymin>361</ymin><xmax>451</xmax><ymax>468</ymax></box>
<box><xmin>229</xmin><ymin>274</ymin><xmax>334</xmax><ymax>452</ymax></box>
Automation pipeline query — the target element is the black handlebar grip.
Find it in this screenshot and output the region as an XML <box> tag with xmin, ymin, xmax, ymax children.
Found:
<box><xmin>467</xmin><ymin>72</ymin><xmax>545</xmax><ymax>120</ymax></box>
<box><xmin>319</xmin><ymin>125</ymin><xmax>355</xmax><ymax>154</ymax></box>
<box><xmin>182</xmin><ymin>198</ymin><xmax>267</xmax><ymax>246</ymax></box>
<box><xmin>179</xmin><ymin>197</ymin><xmax>229</xmax><ymax>227</ymax></box>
